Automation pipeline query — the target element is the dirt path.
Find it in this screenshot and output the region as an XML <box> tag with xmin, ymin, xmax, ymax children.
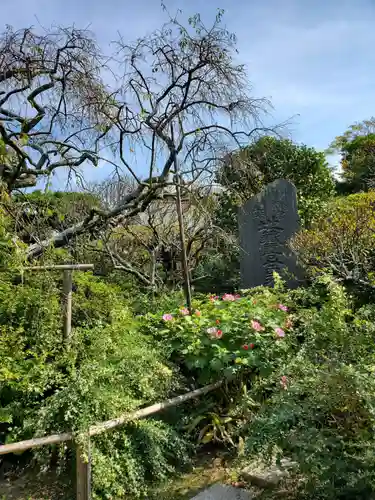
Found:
<box><xmin>0</xmin><ymin>451</ymin><xmax>292</xmax><ymax>499</ymax></box>
<box><xmin>0</xmin><ymin>467</ymin><xmax>69</xmax><ymax>500</ymax></box>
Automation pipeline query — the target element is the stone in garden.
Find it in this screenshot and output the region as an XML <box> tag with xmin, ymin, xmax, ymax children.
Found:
<box><xmin>190</xmin><ymin>483</ymin><xmax>252</xmax><ymax>500</ymax></box>
<box><xmin>240</xmin><ymin>458</ymin><xmax>296</xmax><ymax>488</ymax></box>
<box><xmin>238</xmin><ymin>179</ymin><xmax>302</xmax><ymax>289</ymax></box>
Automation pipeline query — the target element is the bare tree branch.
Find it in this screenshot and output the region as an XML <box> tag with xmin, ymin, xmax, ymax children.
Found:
<box><xmin>3</xmin><ymin>9</ymin><xmax>279</xmax><ymax>259</ymax></box>
<box><xmin>0</xmin><ymin>25</ymin><xmax>108</xmax><ymax>190</ymax></box>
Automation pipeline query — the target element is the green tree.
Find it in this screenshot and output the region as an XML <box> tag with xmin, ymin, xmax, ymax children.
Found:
<box><xmin>330</xmin><ymin>118</ymin><xmax>375</xmax><ymax>193</ymax></box>
<box><xmin>217</xmin><ymin>136</ymin><xmax>335</xmax><ymax>228</ymax></box>
<box><xmin>204</xmin><ymin>137</ymin><xmax>335</xmax><ymax>292</ymax></box>
<box><xmin>291</xmin><ymin>191</ymin><xmax>375</xmax><ymax>294</ymax></box>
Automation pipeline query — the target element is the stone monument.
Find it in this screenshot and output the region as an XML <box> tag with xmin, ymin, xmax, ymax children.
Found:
<box><xmin>238</xmin><ymin>179</ymin><xmax>302</xmax><ymax>289</ymax></box>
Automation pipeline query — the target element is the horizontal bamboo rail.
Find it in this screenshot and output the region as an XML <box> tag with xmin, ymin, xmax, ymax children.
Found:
<box><xmin>0</xmin><ymin>380</ymin><xmax>223</xmax><ymax>455</ymax></box>
<box><xmin>23</xmin><ymin>264</ymin><xmax>95</xmax><ymax>271</ymax></box>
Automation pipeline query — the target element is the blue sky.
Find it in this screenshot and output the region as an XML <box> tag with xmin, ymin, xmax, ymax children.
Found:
<box><xmin>5</xmin><ymin>0</ymin><xmax>375</xmax><ymax>187</ymax></box>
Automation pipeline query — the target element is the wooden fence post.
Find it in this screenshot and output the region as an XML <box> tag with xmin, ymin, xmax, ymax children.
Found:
<box><xmin>22</xmin><ymin>264</ymin><xmax>94</xmax><ymax>345</ymax></box>
<box><xmin>76</xmin><ymin>440</ymin><xmax>91</xmax><ymax>500</ymax></box>
<box><xmin>62</xmin><ymin>269</ymin><xmax>73</xmax><ymax>344</ymax></box>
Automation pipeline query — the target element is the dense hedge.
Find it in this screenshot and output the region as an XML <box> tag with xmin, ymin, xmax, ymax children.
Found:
<box><xmin>292</xmin><ymin>191</ymin><xmax>375</xmax><ymax>292</ymax></box>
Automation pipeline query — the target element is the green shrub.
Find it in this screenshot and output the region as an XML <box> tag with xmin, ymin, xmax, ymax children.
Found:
<box><xmin>243</xmin><ymin>277</ymin><xmax>375</xmax><ymax>499</ymax></box>
<box><xmin>142</xmin><ymin>277</ymin><xmax>295</xmax><ymax>385</ymax></box>
<box><xmin>92</xmin><ymin>419</ymin><xmax>190</xmax><ymax>499</ymax></box>
<box><xmin>126</xmin><ymin>288</ymin><xmax>186</xmax><ymax>316</ymax></box>
<box><xmin>292</xmin><ymin>191</ymin><xmax>375</xmax><ymax>291</ymax></box>
<box><xmin>216</xmin><ymin>136</ymin><xmax>335</xmax><ymax>229</ymax></box>
<box><xmin>0</xmin><ymin>265</ymin><xmax>188</xmax><ymax>498</ymax></box>
<box><xmin>71</xmin><ymin>272</ymin><xmax>126</xmax><ymax>327</ymax></box>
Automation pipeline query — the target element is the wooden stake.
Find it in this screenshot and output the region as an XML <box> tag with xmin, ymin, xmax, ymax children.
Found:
<box><xmin>22</xmin><ymin>264</ymin><xmax>94</xmax><ymax>344</ymax></box>
<box><xmin>76</xmin><ymin>441</ymin><xmax>91</xmax><ymax>500</ymax></box>
<box><xmin>62</xmin><ymin>269</ymin><xmax>73</xmax><ymax>343</ymax></box>
<box><xmin>170</xmin><ymin>122</ymin><xmax>192</xmax><ymax>313</ymax></box>
<box><xmin>175</xmin><ymin>173</ymin><xmax>192</xmax><ymax>313</ymax></box>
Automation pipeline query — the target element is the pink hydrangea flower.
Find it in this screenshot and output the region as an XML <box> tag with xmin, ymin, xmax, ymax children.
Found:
<box><xmin>207</xmin><ymin>327</ymin><xmax>222</xmax><ymax>339</ymax></box>
<box><xmin>222</xmin><ymin>293</ymin><xmax>236</xmax><ymax>301</ymax></box>
<box><xmin>180</xmin><ymin>307</ymin><xmax>190</xmax><ymax>315</ymax></box>
<box><xmin>275</xmin><ymin>327</ymin><xmax>285</xmax><ymax>338</ymax></box>
<box><xmin>251</xmin><ymin>319</ymin><xmax>265</xmax><ymax>332</ymax></box>
<box><xmin>162</xmin><ymin>314</ymin><xmax>173</xmax><ymax>321</ymax></box>
<box><xmin>280</xmin><ymin>375</ymin><xmax>288</xmax><ymax>390</ymax></box>
<box><xmin>278</xmin><ymin>304</ymin><xmax>288</xmax><ymax>312</ymax></box>
<box><xmin>234</xmin><ymin>294</ymin><xmax>241</xmax><ymax>300</ymax></box>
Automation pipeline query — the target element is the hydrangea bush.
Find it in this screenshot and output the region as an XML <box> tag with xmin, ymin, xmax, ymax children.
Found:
<box><xmin>143</xmin><ymin>275</ymin><xmax>375</xmax><ymax>499</ymax></box>
<box><xmin>142</xmin><ymin>278</ymin><xmax>296</xmax><ymax>385</ymax></box>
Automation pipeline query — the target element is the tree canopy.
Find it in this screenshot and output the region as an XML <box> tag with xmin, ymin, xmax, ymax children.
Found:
<box><xmin>2</xmin><ymin>8</ymin><xmax>375</xmax><ymax>500</ymax></box>
<box><xmin>216</xmin><ymin>136</ymin><xmax>335</xmax><ymax>227</ymax></box>
<box><xmin>330</xmin><ymin>118</ymin><xmax>375</xmax><ymax>193</ymax></box>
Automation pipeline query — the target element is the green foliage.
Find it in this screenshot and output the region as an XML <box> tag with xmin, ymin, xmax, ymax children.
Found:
<box><xmin>11</xmin><ymin>190</ymin><xmax>101</xmax><ymax>244</ymax></box>
<box><xmin>186</xmin><ymin>411</ymin><xmax>235</xmax><ymax>446</ymax></box>
<box><xmin>128</xmin><ymin>288</ymin><xmax>186</xmax><ymax>316</ymax></box>
<box><xmin>190</xmin><ymin>191</ymin><xmax>241</xmax><ymax>293</ymax></box>
<box><xmin>330</xmin><ymin>118</ymin><xmax>375</xmax><ymax>193</ymax></box>
<box><xmin>0</xmin><ymin>262</ymin><xmax>188</xmax><ymax>498</ymax></box>
<box><xmin>142</xmin><ymin>275</ymin><xmax>375</xmax><ymax>498</ymax></box>
<box><xmin>0</xmin><ymin>194</ymin><xmax>27</xmax><ymax>269</ymax></box>
<box><xmin>292</xmin><ymin>191</ymin><xmax>375</xmax><ymax>290</ymax></box>
<box><xmin>92</xmin><ymin>419</ymin><xmax>190</xmax><ymax>499</ymax></box>
<box><xmin>142</xmin><ymin>281</ymin><xmax>294</xmax><ymax>385</ymax></box>
<box><xmin>217</xmin><ymin>136</ymin><xmax>335</xmax><ymax>228</ymax></box>
<box><xmin>244</xmin><ymin>277</ymin><xmax>375</xmax><ymax>499</ymax></box>
<box><xmin>193</xmin><ymin>241</ymin><xmax>240</xmax><ymax>294</ymax></box>
<box><xmin>70</xmin><ymin>272</ymin><xmax>126</xmax><ymax>327</ymax></box>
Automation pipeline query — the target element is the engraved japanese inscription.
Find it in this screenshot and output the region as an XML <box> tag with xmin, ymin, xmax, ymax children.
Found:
<box><xmin>238</xmin><ymin>179</ymin><xmax>303</xmax><ymax>288</ymax></box>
